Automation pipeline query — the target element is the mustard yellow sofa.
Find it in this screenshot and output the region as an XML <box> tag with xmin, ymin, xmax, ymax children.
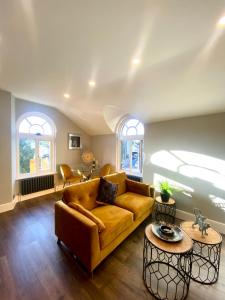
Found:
<box><xmin>55</xmin><ymin>172</ymin><xmax>155</xmax><ymax>272</ymax></box>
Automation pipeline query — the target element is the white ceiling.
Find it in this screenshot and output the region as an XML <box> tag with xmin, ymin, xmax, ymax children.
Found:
<box><xmin>0</xmin><ymin>0</ymin><xmax>225</xmax><ymax>135</ymax></box>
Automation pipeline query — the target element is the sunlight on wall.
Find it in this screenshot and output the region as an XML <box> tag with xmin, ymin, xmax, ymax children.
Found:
<box><xmin>153</xmin><ymin>173</ymin><xmax>194</xmax><ymax>198</ymax></box>
<box><xmin>151</xmin><ymin>150</ymin><xmax>182</xmax><ymax>172</ymax></box>
<box><xmin>151</xmin><ymin>150</ymin><xmax>225</xmax><ymax>192</ymax></box>
<box><xmin>209</xmin><ymin>195</ymin><xmax>225</xmax><ymax>212</ymax></box>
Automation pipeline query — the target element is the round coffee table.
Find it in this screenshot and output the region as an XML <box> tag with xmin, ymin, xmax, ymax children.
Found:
<box><xmin>143</xmin><ymin>224</ymin><xmax>193</xmax><ymax>300</ymax></box>
<box><xmin>181</xmin><ymin>221</ymin><xmax>222</xmax><ymax>284</ymax></box>
<box><xmin>153</xmin><ymin>197</ymin><xmax>176</xmax><ymax>224</ymax></box>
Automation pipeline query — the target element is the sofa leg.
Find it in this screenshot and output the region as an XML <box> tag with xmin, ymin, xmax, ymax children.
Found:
<box><xmin>57</xmin><ymin>238</ymin><xmax>61</xmax><ymax>245</ymax></box>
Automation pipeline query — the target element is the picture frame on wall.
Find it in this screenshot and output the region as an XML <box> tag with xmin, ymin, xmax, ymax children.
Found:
<box><xmin>68</xmin><ymin>134</ymin><xmax>81</xmax><ymax>149</ymax></box>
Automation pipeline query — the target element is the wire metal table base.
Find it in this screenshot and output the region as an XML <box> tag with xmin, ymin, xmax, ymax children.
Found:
<box><xmin>190</xmin><ymin>240</ymin><xmax>222</xmax><ymax>284</ymax></box>
<box><xmin>143</xmin><ymin>235</ymin><xmax>192</xmax><ymax>300</ymax></box>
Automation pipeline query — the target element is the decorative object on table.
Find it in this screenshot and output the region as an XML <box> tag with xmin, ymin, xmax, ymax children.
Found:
<box><xmin>143</xmin><ymin>224</ymin><xmax>193</xmax><ymax>300</ymax></box>
<box><xmin>81</xmin><ymin>150</ymin><xmax>94</xmax><ymax>164</ymax></box>
<box><xmin>68</xmin><ymin>134</ymin><xmax>81</xmax><ymax>149</ymax></box>
<box><xmin>192</xmin><ymin>208</ymin><xmax>211</xmax><ymax>237</ymax></box>
<box><xmin>181</xmin><ymin>221</ymin><xmax>222</xmax><ymax>285</ymax></box>
<box><xmin>77</xmin><ymin>169</ymin><xmax>89</xmax><ymax>182</ymax></box>
<box><xmin>153</xmin><ymin>196</ymin><xmax>176</xmax><ymax>224</ymax></box>
<box><xmin>151</xmin><ymin>222</ymin><xmax>183</xmax><ymax>242</ymax></box>
<box><xmin>159</xmin><ymin>181</ymin><xmax>176</xmax><ymax>202</ymax></box>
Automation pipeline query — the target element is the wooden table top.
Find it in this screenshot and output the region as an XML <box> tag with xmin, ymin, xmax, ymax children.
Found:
<box><xmin>156</xmin><ymin>196</ymin><xmax>175</xmax><ymax>205</ymax></box>
<box><xmin>181</xmin><ymin>221</ymin><xmax>222</xmax><ymax>245</ymax></box>
<box><xmin>145</xmin><ymin>224</ymin><xmax>193</xmax><ymax>254</ymax></box>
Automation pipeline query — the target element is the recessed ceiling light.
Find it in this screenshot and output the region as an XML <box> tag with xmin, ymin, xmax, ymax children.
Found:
<box><xmin>217</xmin><ymin>16</ymin><xmax>225</xmax><ymax>27</ymax></box>
<box><xmin>132</xmin><ymin>58</ymin><xmax>141</xmax><ymax>65</ymax></box>
<box><xmin>89</xmin><ymin>80</ymin><xmax>96</xmax><ymax>87</ymax></box>
<box><xmin>63</xmin><ymin>93</ymin><xmax>70</xmax><ymax>99</ymax></box>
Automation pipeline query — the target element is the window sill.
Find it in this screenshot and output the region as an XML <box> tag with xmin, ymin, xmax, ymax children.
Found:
<box><xmin>16</xmin><ymin>171</ymin><xmax>56</xmax><ymax>180</ymax></box>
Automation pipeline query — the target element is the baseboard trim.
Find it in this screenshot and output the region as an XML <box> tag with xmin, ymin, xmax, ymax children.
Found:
<box><xmin>177</xmin><ymin>209</ymin><xmax>225</xmax><ymax>234</ymax></box>
<box><xmin>0</xmin><ymin>198</ymin><xmax>17</xmax><ymax>213</ymax></box>
<box><xmin>0</xmin><ymin>185</ymin><xmax>63</xmax><ymax>214</ymax></box>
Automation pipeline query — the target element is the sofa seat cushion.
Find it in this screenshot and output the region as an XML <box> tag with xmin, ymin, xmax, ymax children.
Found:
<box><xmin>91</xmin><ymin>205</ymin><xmax>134</xmax><ymax>249</ymax></box>
<box><xmin>114</xmin><ymin>192</ymin><xmax>154</xmax><ymax>220</ymax></box>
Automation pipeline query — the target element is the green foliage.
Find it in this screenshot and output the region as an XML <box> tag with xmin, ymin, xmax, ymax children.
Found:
<box><xmin>19</xmin><ymin>138</ymin><xmax>35</xmax><ymax>174</ymax></box>
<box><xmin>159</xmin><ymin>181</ymin><xmax>175</xmax><ymax>195</ymax></box>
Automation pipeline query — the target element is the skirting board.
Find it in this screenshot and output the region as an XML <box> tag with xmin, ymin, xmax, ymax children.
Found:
<box><xmin>176</xmin><ymin>209</ymin><xmax>225</xmax><ymax>235</ymax></box>
<box><xmin>0</xmin><ymin>185</ymin><xmax>63</xmax><ymax>214</ymax></box>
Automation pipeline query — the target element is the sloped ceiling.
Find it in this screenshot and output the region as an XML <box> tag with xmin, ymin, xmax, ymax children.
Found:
<box><xmin>0</xmin><ymin>0</ymin><xmax>225</xmax><ymax>135</ymax></box>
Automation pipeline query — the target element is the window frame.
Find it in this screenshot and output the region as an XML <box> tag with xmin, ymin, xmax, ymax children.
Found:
<box><xmin>117</xmin><ymin>117</ymin><xmax>144</xmax><ymax>176</ymax></box>
<box><xmin>16</xmin><ymin>112</ymin><xmax>56</xmax><ymax>179</ymax></box>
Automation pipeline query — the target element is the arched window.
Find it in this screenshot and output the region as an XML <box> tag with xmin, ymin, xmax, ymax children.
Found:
<box><xmin>118</xmin><ymin>117</ymin><xmax>144</xmax><ymax>176</ymax></box>
<box><xmin>17</xmin><ymin>112</ymin><xmax>56</xmax><ymax>178</ymax></box>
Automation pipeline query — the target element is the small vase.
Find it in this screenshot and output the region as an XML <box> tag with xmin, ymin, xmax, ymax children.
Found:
<box><xmin>160</xmin><ymin>192</ymin><xmax>170</xmax><ymax>202</ymax></box>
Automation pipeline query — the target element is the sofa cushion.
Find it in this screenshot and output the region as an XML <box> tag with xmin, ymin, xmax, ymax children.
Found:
<box><xmin>63</xmin><ymin>178</ymin><xmax>100</xmax><ymax>210</ymax></box>
<box><xmin>68</xmin><ymin>202</ymin><xmax>106</xmax><ymax>233</ymax></box>
<box><xmin>91</xmin><ymin>205</ymin><xmax>134</xmax><ymax>249</ymax></box>
<box><xmin>104</xmin><ymin>172</ymin><xmax>127</xmax><ymax>196</ymax></box>
<box><xmin>97</xmin><ymin>177</ymin><xmax>118</xmax><ymax>204</ymax></box>
<box><xmin>114</xmin><ymin>192</ymin><xmax>154</xmax><ymax>220</ymax></box>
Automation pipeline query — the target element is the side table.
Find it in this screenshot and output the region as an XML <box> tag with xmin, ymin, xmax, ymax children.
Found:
<box><xmin>153</xmin><ymin>196</ymin><xmax>176</xmax><ymax>224</ymax></box>
<box><xmin>181</xmin><ymin>221</ymin><xmax>222</xmax><ymax>284</ymax></box>
<box><xmin>143</xmin><ymin>224</ymin><xmax>193</xmax><ymax>300</ymax></box>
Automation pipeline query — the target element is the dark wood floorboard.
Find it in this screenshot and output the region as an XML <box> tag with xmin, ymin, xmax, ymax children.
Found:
<box><xmin>0</xmin><ymin>193</ymin><xmax>224</xmax><ymax>300</ymax></box>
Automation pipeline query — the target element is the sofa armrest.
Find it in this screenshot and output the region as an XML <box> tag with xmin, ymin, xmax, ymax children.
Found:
<box><xmin>55</xmin><ymin>200</ymin><xmax>100</xmax><ymax>272</ymax></box>
<box><xmin>125</xmin><ymin>179</ymin><xmax>154</xmax><ymax>197</ymax></box>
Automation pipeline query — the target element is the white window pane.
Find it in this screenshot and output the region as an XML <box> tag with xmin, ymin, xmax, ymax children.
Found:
<box><xmin>132</xmin><ymin>140</ymin><xmax>141</xmax><ymax>171</ymax></box>
<box><xmin>126</xmin><ymin>119</ymin><xmax>139</xmax><ymax>127</ymax></box>
<box><xmin>43</xmin><ymin>123</ymin><xmax>53</xmax><ymax>135</ymax></box>
<box><xmin>39</xmin><ymin>140</ymin><xmax>51</xmax><ymax>170</ymax></box>
<box><xmin>30</xmin><ymin>124</ymin><xmax>43</xmax><ymax>135</ymax></box>
<box><xmin>19</xmin><ymin>119</ymin><xmax>30</xmax><ymax>133</ymax></box>
<box><xmin>127</xmin><ymin>127</ymin><xmax>137</xmax><ymax>136</ymax></box>
<box><xmin>27</xmin><ymin>116</ymin><xmax>46</xmax><ymax>126</ymax></box>
<box><xmin>121</xmin><ymin>140</ymin><xmax>131</xmax><ymax>170</ymax></box>
<box><xmin>19</xmin><ymin>138</ymin><xmax>36</xmax><ymax>174</ymax></box>
<box><xmin>137</xmin><ymin>122</ymin><xmax>144</xmax><ymax>135</ymax></box>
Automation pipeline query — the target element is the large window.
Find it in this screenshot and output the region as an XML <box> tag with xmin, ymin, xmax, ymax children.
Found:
<box><xmin>17</xmin><ymin>113</ymin><xmax>56</xmax><ymax>178</ymax></box>
<box><xmin>118</xmin><ymin>118</ymin><xmax>144</xmax><ymax>176</ymax></box>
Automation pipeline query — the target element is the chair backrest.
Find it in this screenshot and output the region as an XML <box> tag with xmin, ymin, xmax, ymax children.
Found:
<box><xmin>99</xmin><ymin>163</ymin><xmax>112</xmax><ymax>177</ymax></box>
<box><xmin>60</xmin><ymin>164</ymin><xmax>73</xmax><ymax>181</ymax></box>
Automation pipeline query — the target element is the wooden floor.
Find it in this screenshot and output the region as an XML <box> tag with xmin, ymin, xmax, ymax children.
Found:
<box><xmin>0</xmin><ymin>193</ymin><xmax>224</xmax><ymax>300</ymax></box>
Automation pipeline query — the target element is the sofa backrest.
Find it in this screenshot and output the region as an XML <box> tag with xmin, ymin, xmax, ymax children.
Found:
<box><xmin>63</xmin><ymin>178</ymin><xmax>100</xmax><ymax>210</ymax></box>
<box><xmin>104</xmin><ymin>172</ymin><xmax>127</xmax><ymax>196</ymax></box>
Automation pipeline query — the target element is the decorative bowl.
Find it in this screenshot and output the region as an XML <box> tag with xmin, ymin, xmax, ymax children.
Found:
<box><xmin>160</xmin><ymin>225</ymin><xmax>174</xmax><ymax>237</ymax></box>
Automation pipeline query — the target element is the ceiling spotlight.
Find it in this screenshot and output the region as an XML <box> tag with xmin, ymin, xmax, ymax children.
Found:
<box><xmin>63</xmin><ymin>93</ymin><xmax>70</xmax><ymax>99</ymax></box>
<box><xmin>217</xmin><ymin>16</ymin><xmax>225</xmax><ymax>27</ymax></box>
<box><xmin>132</xmin><ymin>58</ymin><xmax>141</xmax><ymax>65</ymax></box>
<box><xmin>89</xmin><ymin>80</ymin><xmax>96</xmax><ymax>87</ymax></box>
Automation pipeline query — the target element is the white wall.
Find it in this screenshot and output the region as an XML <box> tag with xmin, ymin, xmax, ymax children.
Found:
<box><xmin>143</xmin><ymin>113</ymin><xmax>225</xmax><ymax>224</ymax></box>
<box><xmin>91</xmin><ymin>134</ymin><xmax>117</xmax><ymax>171</ymax></box>
<box><xmin>0</xmin><ymin>90</ymin><xmax>13</xmax><ymax>204</ymax></box>
<box><xmin>15</xmin><ymin>98</ymin><xmax>91</xmax><ymax>172</ymax></box>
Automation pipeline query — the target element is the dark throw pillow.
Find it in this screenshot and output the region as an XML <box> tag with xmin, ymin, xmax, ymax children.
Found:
<box><xmin>97</xmin><ymin>177</ymin><xmax>118</xmax><ymax>204</ymax></box>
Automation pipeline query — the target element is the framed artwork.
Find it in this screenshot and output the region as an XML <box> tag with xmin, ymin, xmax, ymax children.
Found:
<box><xmin>68</xmin><ymin>134</ymin><xmax>81</xmax><ymax>149</ymax></box>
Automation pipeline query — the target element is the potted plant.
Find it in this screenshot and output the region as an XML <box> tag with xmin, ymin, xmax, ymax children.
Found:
<box><xmin>159</xmin><ymin>181</ymin><xmax>175</xmax><ymax>202</ymax></box>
